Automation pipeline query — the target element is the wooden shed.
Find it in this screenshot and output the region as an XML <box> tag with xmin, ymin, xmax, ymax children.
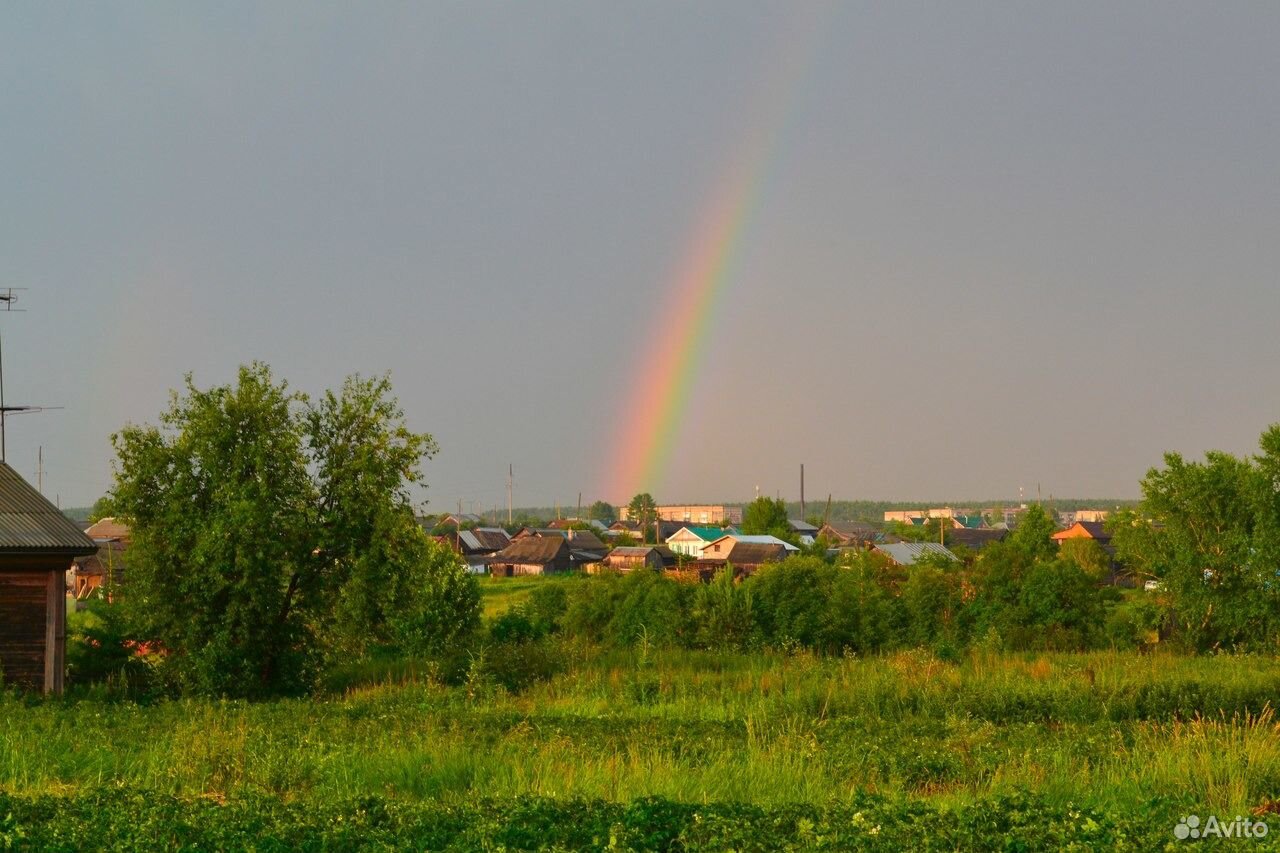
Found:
<box><xmin>0</xmin><ymin>463</ymin><xmax>97</xmax><ymax>693</ymax></box>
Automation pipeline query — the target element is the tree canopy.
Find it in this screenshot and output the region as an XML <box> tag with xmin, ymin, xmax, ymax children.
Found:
<box><xmin>741</xmin><ymin>497</ymin><xmax>792</xmax><ymax>541</ymax></box>
<box><xmin>110</xmin><ymin>363</ymin><xmax>479</xmax><ymax>697</ymax></box>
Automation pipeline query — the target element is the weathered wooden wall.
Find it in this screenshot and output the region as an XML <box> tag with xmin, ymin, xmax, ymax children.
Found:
<box><xmin>0</xmin><ymin>571</ymin><xmax>49</xmax><ymax>690</ymax></box>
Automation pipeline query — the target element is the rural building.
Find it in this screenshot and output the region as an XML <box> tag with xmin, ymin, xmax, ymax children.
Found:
<box><xmin>884</xmin><ymin>508</ymin><xmax>980</xmax><ymax>525</ymax></box>
<box><xmin>787</xmin><ymin>519</ymin><xmax>819</xmax><ymax>544</ymax></box>
<box><xmin>435</xmin><ymin>513</ymin><xmax>483</xmax><ymax>528</ymax></box>
<box><xmin>946</xmin><ymin>527</ymin><xmax>1008</xmax><ymax>551</ymax></box>
<box><xmin>489</xmin><ymin>536</ymin><xmax>573</xmax><ymax>576</ymax></box>
<box><xmin>817</xmin><ymin>521</ymin><xmax>879</xmax><ymax>549</ymax></box>
<box><xmin>451</xmin><ymin>526</ymin><xmax>511</xmax><ymax>574</ymax></box>
<box><xmin>620</xmin><ymin>504</ymin><xmax>743</xmax><ymax>525</ymax></box>
<box><xmin>873</xmin><ymin>542</ymin><xmax>958</xmax><ymax>566</ymax></box>
<box><xmin>700</xmin><ymin>534</ymin><xmax>800</xmax><ymax>560</ymax></box>
<box><xmin>1060</xmin><ymin>509</ymin><xmax>1111</xmax><ymax>526</ymax></box>
<box><xmin>665</xmin><ymin>525</ymin><xmax>736</xmax><ymax>558</ymax></box>
<box><xmin>691</xmin><ymin>541</ymin><xmax>787</xmax><ymax>579</ymax></box>
<box><xmin>1051</xmin><ymin>521</ymin><xmax>1112</xmax><ymax>546</ymax></box>
<box><xmin>605</xmin><ymin>518</ymin><xmax>683</xmax><ymax>543</ymax></box>
<box><xmin>601</xmin><ymin>546</ymin><xmax>676</xmax><ymax>572</ymax></box>
<box><xmin>71</xmin><ymin>516</ymin><xmax>132</xmax><ymax>600</ymax></box>
<box><xmin>0</xmin><ymin>463</ymin><xmax>98</xmax><ymax>693</ymax></box>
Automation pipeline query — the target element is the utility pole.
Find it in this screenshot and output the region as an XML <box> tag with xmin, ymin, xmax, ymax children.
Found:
<box><xmin>507</xmin><ymin>464</ymin><xmax>513</xmax><ymax>526</ymax></box>
<box><xmin>577</xmin><ymin>492</ymin><xmax>582</xmax><ymax>522</ymax></box>
<box><xmin>36</xmin><ymin>445</ymin><xmax>42</xmax><ymax>494</ymax></box>
<box><xmin>823</xmin><ymin>493</ymin><xmax>832</xmax><ymax>526</ymax></box>
<box><xmin>800</xmin><ymin>464</ymin><xmax>805</xmax><ymax>520</ymax></box>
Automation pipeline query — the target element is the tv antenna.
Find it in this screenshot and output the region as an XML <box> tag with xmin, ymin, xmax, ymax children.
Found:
<box><xmin>0</xmin><ymin>289</ymin><xmax>64</xmax><ymax>462</ymax></box>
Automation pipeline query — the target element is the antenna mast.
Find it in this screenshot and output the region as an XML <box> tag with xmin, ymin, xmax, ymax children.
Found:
<box><xmin>0</xmin><ymin>289</ymin><xmax>58</xmax><ymax>463</ymax></box>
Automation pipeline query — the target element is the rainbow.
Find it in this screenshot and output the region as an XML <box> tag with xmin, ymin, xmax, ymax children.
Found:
<box><xmin>602</xmin><ymin>9</ymin><xmax>827</xmax><ymax>502</ymax></box>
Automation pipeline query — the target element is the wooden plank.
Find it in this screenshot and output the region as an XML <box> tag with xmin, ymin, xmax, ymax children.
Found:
<box><xmin>45</xmin><ymin>572</ymin><xmax>64</xmax><ymax>694</ymax></box>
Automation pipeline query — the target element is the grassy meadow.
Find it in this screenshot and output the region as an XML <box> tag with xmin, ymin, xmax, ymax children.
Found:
<box><xmin>4</xmin><ymin>576</ymin><xmax>1280</xmax><ymax>850</ymax></box>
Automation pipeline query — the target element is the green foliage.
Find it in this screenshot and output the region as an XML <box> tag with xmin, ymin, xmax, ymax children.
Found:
<box><xmin>627</xmin><ymin>493</ymin><xmax>657</xmax><ymax>542</ymax></box>
<box><xmin>587</xmin><ymin>500</ymin><xmax>616</xmax><ymax>523</ymax></box>
<box><xmin>1058</xmin><ymin>537</ymin><xmax>1113</xmax><ymax>582</ymax></box>
<box><xmin>1113</xmin><ymin>425</ymin><xmax>1280</xmax><ymax>652</ymax></box>
<box><xmin>106</xmin><ymin>363</ymin><xmax>477</xmax><ymax>697</ymax></box>
<box><xmin>1008</xmin><ymin>503</ymin><xmax>1058</xmax><ymax>561</ymax></box>
<box><xmin>0</xmin><ymin>789</ymin><xmax>1173</xmax><ymax>852</ymax></box>
<box><xmin>691</xmin><ymin>568</ymin><xmax>755</xmax><ymax>650</ymax></box>
<box><xmin>86</xmin><ymin>495</ymin><xmax>116</xmax><ymax>523</ymax></box>
<box><xmin>741</xmin><ymin>496</ymin><xmax>792</xmax><ymax>540</ymax></box>
<box><xmin>749</xmin><ymin>556</ymin><xmax>832</xmax><ymax>647</ymax></box>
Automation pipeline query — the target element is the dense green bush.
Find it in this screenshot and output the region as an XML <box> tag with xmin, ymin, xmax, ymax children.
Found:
<box><xmin>546</xmin><ymin>547</ymin><xmax>1124</xmax><ymax>657</ymax></box>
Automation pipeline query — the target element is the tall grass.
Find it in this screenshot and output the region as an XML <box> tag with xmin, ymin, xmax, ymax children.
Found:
<box><xmin>4</xmin><ymin>648</ymin><xmax>1279</xmax><ymax>818</ymax></box>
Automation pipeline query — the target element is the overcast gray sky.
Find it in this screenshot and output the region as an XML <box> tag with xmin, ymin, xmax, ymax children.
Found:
<box><xmin>3</xmin><ymin>2</ymin><xmax>1278</xmax><ymax>510</ymax></box>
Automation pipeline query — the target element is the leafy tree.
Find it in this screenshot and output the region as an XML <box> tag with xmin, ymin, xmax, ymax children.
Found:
<box><xmin>1114</xmin><ymin>438</ymin><xmax>1280</xmax><ymax>651</ymax></box>
<box><xmin>1058</xmin><ymin>538</ymin><xmax>1112</xmax><ymax>582</ymax></box>
<box><xmin>110</xmin><ymin>363</ymin><xmax>479</xmax><ymax>696</ymax></box>
<box><xmin>628</xmin><ymin>493</ymin><xmax>657</xmax><ymax>542</ymax></box>
<box><xmin>692</xmin><ymin>567</ymin><xmax>755</xmax><ymax>650</ymax></box>
<box><xmin>87</xmin><ymin>495</ymin><xmax>117</xmax><ymax>523</ymax></box>
<box><xmin>588</xmin><ymin>500</ymin><xmax>616</xmax><ymax>523</ymax></box>
<box><xmin>741</xmin><ymin>497</ymin><xmax>792</xmax><ymax>540</ymax></box>
<box><xmin>1018</xmin><ymin>559</ymin><xmax>1107</xmax><ymax>650</ymax></box>
<box><xmin>748</xmin><ymin>556</ymin><xmax>832</xmax><ymax>647</ymax></box>
<box><xmin>902</xmin><ymin>564</ymin><xmax>961</xmax><ymax>647</ymax></box>
<box><xmin>1009</xmin><ymin>504</ymin><xmax>1058</xmax><ymax>561</ymax></box>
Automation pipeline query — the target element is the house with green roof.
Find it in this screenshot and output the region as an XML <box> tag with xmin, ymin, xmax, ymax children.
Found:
<box><xmin>665</xmin><ymin>524</ymin><xmax>739</xmax><ymax>558</ymax></box>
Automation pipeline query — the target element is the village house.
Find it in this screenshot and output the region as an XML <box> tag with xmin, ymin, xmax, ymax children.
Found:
<box><xmin>816</xmin><ymin>521</ymin><xmax>879</xmax><ymax>549</ymax></box>
<box><xmin>70</xmin><ymin>517</ymin><xmax>132</xmax><ymax>600</ymax></box>
<box><xmin>787</xmin><ymin>519</ymin><xmax>819</xmax><ymax>544</ymax></box>
<box><xmin>691</xmin><ymin>541</ymin><xmax>787</xmax><ymax>579</ymax></box>
<box><xmin>601</xmin><ymin>546</ymin><xmax>676</xmax><ymax>572</ymax></box>
<box><xmin>699</xmin><ymin>533</ymin><xmax>800</xmax><ymax>560</ymax></box>
<box><xmin>665</xmin><ymin>525</ymin><xmax>737</xmax><ymax>558</ymax></box>
<box><xmin>873</xmin><ymin>542</ymin><xmax>958</xmax><ymax>566</ymax></box>
<box><xmin>946</xmin><ymin>527</ymin><xmax>1008</xmax><ymax>551</ymax></box>
<box><xmin>1051</xmin><ymin>521</ymin><xmax>1112</xmax><ymax>547</ymax></box>
<box><xmin>0</xmin><ymin>463</ymin><xmax>98</xmax><ymax>693</ymax></box>
<box><xmin>489</xmin><ymin>536</ymin><xmax>573</xmax><ymax>576</ymax></box>
<box><xmin>450</xmin><ymin>526</ymin><xmax>512</xmax><ymax>574</ymax></box>
<box><xmin>435</xmin><ymin>513</ymin><xmax>483</xmax><ymax>528</ymax></box>
<box><xmin>605</xmin><ymin>518</ymin><xmax>683</xmax><ymax>543</ymax></box>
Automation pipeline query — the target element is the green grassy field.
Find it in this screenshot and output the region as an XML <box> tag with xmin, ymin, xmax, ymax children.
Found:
<box><xmin>4</xmin><ymin>577</ymin><xmax>1279</xmax><ymax>850</ymax></box>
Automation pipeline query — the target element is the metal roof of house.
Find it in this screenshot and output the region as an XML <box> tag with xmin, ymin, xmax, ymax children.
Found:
<box><xmin>706</xmin><ymin>534</ymin><xmax>800</xmax><ymax>552</ymax></box>
<box><xmin>0</xmin><ymin>463</ymin><xmax>98</xmax><ymax>555</ymax></box>
<box><xmin>566</xmin><ymin>529</ymin><xmax>607</xmax><ymax>551</ymax></box>
<box><xmin>84</xmin><ymin>517</ymin><xmax>131</xmax><ymax>541</ymax></box>
<box><xmin>667</xmin><ymin>525</ymin><xmax>733</xmax><ymax>542</ymax></box>
<box><xmin>874</xmin><ymin>542</ymin><xmax>957</xmax><ymax>566</ymax></box>
<box><xmin>458</xmin><ymin>527</ymin><xmax>511</xmax><ymax>553</ymax></box>
<box><xmin>788</xmin><ymin>519</ymin><xmax>819</xmax><ymax>533</ymax></box>
<box><xmin>947</xmin><ymin>528</ymin><xmax>1008</xmax><ymax>550</ymax></box>
<box><xmin>726</xmin><ymin>542</ymin><xmax>788</xmax><ymax>565</ymax></box>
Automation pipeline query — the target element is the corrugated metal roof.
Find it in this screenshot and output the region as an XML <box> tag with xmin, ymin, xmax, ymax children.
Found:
<box><xmin>711</xmin><ymin>534</ymin><xmax>801</xmax><ymax>552</ymax></box>
<box><xmin>874</xmin><ymin>542</ymin><xmax>957</xmax><ymax>566</ymax></box>
<box><xmin>0</xmin><ymin>463</ymin><xmax>98</xmax><ymax>554</ymax></box>
<box><xmin>666</xmin><ymin>525</ymin><xmax>732</xmax><ymax>543</ymax></box>
<box><xmin>458</xmin><ymin>527</ymin><xmax>510</xmax><ymax>552</ymax></box>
